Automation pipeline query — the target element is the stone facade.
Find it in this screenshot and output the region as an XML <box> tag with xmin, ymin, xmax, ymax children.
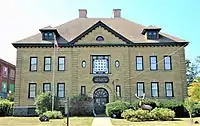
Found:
<box><xmin>12</xmin><ymin>9</ymin><xmax>188</xmax><ymax>116</ymax></box>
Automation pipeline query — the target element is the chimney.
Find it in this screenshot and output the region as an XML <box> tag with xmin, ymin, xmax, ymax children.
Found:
<box><xmin>113</xmin><ymin>9</ymin><xmax>121</xmax><ymax>18</ymax></box>
<box><xmin>79</xmin><ymin>9</ymin><xmax>87</xmax><ymax>18</ymax></box>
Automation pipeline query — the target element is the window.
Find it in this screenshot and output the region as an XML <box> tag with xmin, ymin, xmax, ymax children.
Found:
<box><xmin>137</xmin><ymin>82</ymin><xmax>144</xmax><ymax>97</ymax></box>
<box><xmin>9</xmin><ymin>84</ymin><xmax>15</xmax><ymax>93</ymax></box>
<box><xmin>91</xmin><ymin>55</ymin><xmax>109</xmax><ymax>74</ymax></box>
<box><xmin>115</xmin><ymin>60</ymin><xmax>120</xmax><ymax>68</ymax></box>
<box><xmin>44</xmin><ymin>57</ymin><xmax>51</xmax><ymax>71</ymax></box>
<box><xmin>58</xmin><ymin>57</ymin><xmax>65</xmax><ymax>71</ymax></box>
<box><xmin>28</xmin><ymin>83</ymin><xmax>36</xmax><ymax>98</ymax></box>
<box><xmin>43</xmin><ymin>83</ymin><xmax>51</xmax><ymax>92</ymax></box>
<box><xmin>116</xmin><ymin>85</ymin><xmax>121</xmax><ymax>97</ymax></box>
<box><xmin>9</xmin><ymin>69</ymin><xmax>15</xmax><ymax>79</ymax></box>
<box><xmin>164</xmin><ymin>56</ymin><xmax>172</xmax><ymax>70</ymax></box>
<box><xmin>57</xmin><ymin>83</ymin><xmax>65</xmax><ymax>98</ymax></box>
<box><xmin>30</xmin><ymin>57</ymin><xmax>37</xmax><ymax>71</ymax></box>
<box><xmin>43</xmin><ymin>32</ymin><xmax>54</xmax><ymax>40</ymax></box>
<box><xmin>136</xmin><ymin>56</ymin><xmax>143</xmax><ymax>71</ymax></box>
<box><xmin>96</xmin><ymin>36</ymin><xmax>104</xmax><ymax>41</ymax></box>
<box><xmin>82</xmin><ymin>60</ymin><xmax>86</xmax><ymax>68</ymax></box>
<box><xmin>165</xmin><ymin>82</ymin><xmax>174</xmax><ymax>97</ymax></box>
<box><xmin>147</xmin><ymin>31</ymin><xmax>158</xmax><ymax>39</ymax></box>
<box><xmin>1</xmin><ymin>82</ymin><xmax>7</xmax><ymax>92</ymax></box>
<box><xmin>81</xmin><ymin>86</ymin><xmax>86</xmax><ymax>95</ymax></box>
<box><xmin>2</xmin><ymin>66</ymin><xmax>8</xmax><ymax>77</ymax></box>
<box><xmin>150</xmin><ymin>56</ymin><xmax>157</xmax><ymax>70</ymax></box>
<box><xmin>151</xmin><ymin>82</ymin><xmax>159</xmax><ymax>97</ymax></box>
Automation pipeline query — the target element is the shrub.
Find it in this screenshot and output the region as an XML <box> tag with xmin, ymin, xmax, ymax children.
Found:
<box><xmin>34</xmin><ymin>92</ymin><xmax>60</xmax><ymax>115</ymax></box>
<box><xmin>43</xmin><ymin>111</ymin><xmax>63</xmax><ymax>119</ymax></box>
<box><xmin>7</xmin><ymin>93</ymin><xmax>14</xmax><ymax>102</ymax></box>
<box><xmin>70</xmin><ymin>95</ymin><xmax>93</xmax><ymax>116</ymax></box>
<box><xmin>192</xmin><ymin>103</ymin><xmax>200</xmax><ymax>117</ymax></box>
<box><xmin>106</xmin><ymin>101</ymin><xmax>133</xmax><ymax>118</ymax></box>
<box><xmin>151</xmin><ymin>108</ymin><xmax>175</xmax><ymax>121</ymax></box>
<box><xmin>0</xmin><ymin>99</ymin><xmax>14</xmax><ymax>116</ymax></box>
<box><xmin>121</xmin><ymin>108</ymin><xmax>175</xmax><ymax>122</ymax></box>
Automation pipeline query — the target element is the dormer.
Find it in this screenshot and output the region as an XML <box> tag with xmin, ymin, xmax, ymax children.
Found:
<box><xmin>141</xmin><ymin>25</ymin><xmax>161</xmax><ymax>40</ymax></box>
<box><xmin>39</xmin><ymin>27</ymin><xmax>59</xmax><ymax>41</ymax></box>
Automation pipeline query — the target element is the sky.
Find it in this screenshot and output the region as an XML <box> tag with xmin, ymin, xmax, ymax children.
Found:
<box><xmin>0</xmin><ymin>0</ymin><xmax>199</xmax><ymax>65</ymax></box>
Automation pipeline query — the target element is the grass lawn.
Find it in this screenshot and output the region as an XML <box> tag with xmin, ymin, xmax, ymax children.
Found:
<box><xmin>111</xmin><ymin>118</ymin><xmax>200</xmax><ymax>126</ymax></box>
<box><xmin>0</xmin><ymin>117</ymin><xmax>94</xmax><ymax>126</ymax></box>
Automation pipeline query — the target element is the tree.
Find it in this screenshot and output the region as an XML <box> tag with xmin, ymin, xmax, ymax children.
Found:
<box><xmin>184</xmin><ymin>98</ymin><xmax>195</xmax><ymax>124</ymax></box>
<box><xmin>34</xmin><ymin>92</ymin><xmax>60</xmax><ymax>115</ymax></box>
<box><xmin>188</xmin><ymin>82</ymin><xmax>200</xmax><ymax>102</ymax></box>
<box><xmin>186</xmin><ymin>56</ymin><xmax>200</xmax><ymax>84</ymax></box>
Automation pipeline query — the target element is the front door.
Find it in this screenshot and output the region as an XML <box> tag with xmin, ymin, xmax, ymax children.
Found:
<box><xmin>93</xmin><ymin>88</ymin><xmax>109</xmax><ymax>115</ymax></box>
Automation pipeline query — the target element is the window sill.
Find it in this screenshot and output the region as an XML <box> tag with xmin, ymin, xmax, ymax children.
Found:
<box><xmin>58</xmin><ymin>70</ymin><xmax>65</xmax><ymax>72</ymax></box>
<box><xmin>29</xmin><ymin>70</ymin><xmax>37</xmax><ymax>72</ymax></box>
<box><xmin>27</xmin><ymin>98</ymin><xmax>35</xmax><ymax>100</ymax></box>
<box><xmin>44</xmin><ymin>70</ymin><xmax>52</xmax><ymax>72</ymax></box>
<box><xmin>90</xmin><ymin>73</ymin><xmax>112</xmax><ymax>75</ymax></box>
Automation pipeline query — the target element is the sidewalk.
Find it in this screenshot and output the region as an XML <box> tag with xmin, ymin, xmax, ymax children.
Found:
<box><xmin>91</xmin><ymin>117</ymin><xmax>112</xmax><ymax>126</ymax></box>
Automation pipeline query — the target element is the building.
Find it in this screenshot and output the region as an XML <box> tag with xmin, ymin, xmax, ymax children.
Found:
<box><xmin>12</xmin><ymin>9</ymin><xmax>188</xmax><ymax>115</ymax></box>
<box><xmin>0</xmin><ymin>58</ymin><xmax>15</xmax><ymax>98</ymax></box>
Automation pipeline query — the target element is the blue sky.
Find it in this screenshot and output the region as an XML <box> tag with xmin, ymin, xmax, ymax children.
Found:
<box><xmin>0</xmin><ymin>0</ymin><xmax>199</xmax><ymax>65</ymax></box>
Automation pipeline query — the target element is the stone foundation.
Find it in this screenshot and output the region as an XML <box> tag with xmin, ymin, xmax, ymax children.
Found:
<box><xmin>13</xmin><ymin>106</ymin><xmax>38</xmax><ymax>116</ymax></box>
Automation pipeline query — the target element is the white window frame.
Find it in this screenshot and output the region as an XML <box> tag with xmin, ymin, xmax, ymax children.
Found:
<box><xmin>116</xmin><ymin>85</ymin><xmax>121</xmax><ymax>97</ymax></box>
<box><xmin>137</xmin><ymin>82</ymin><xmax>144</xmax><ymax>97</ymax></box>
<box><xmin>136</xmin><ymin>56</ymin><xmax>143</xmax><ymax>71</ymax></box>
<box><xmin>151</xmin><ymin>82</ymin><xmax>159</xmax><ymax>97</ymax></box>
<box><xmin>58</xmin><ymin>57</ymin><xmax>65</xmax><ymax>71</ymax></box>
<box><xmin>81</xmin><ymin>86</ymin><xmax>86</xmax><ymax>95</ymax></box>
<box><xmin>28</xmin><ymin>83</ymin><xmax>36</xmax><ymax>98</ymax></box>
<box><xmin>30</xmin><ymin>57</ymin><xmax>37</xmax><ymax>71</ymax></box>
<box><xmin>150</xmin><ymin>56</ymin><xmax>157</xmax><ymax>70</ymax></box>
<box><xmin>92</xmin><ymin>55</ymin><xmax>109</xmax><ymax>74</ymax></box>
<box><xmin>57</xmin><ymin>83</ymin><xmax>65</xmax><ymax>98</ymax></box>
<box><xmin>2</xmin><ymin>66</ymin><xmax>8</xmax><ymax>77</ymax></box>
<box><xmin>164</xmin><ymin>56</ymin><xmax>172</xmax><ymax>70</ymax></box>
<box><xmin>44</xmin><ymin>57</ymin><xmax>51</xmax><ymax>71</ymax></box>
<box><xmin>165</xmin><ymin>82</ymin><xmax>174</xmax><ymax>97</ymax></box>
<box><xmin>43</xmin><ymin>83</ymin><xmax>51</xmax><ymax>92</ymax></box>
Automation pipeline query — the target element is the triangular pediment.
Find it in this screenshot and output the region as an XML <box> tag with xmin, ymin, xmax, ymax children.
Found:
<box><xmin>70</xmin><ymin>21</ymin><xmax>133</xmax><ymax>45</ymax></box>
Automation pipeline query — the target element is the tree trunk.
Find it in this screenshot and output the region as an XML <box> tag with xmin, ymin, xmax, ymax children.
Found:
<box><xmin>189</xmin><ymin>114</ymin><xmax>193</xmax><ymax>124</ymax></box>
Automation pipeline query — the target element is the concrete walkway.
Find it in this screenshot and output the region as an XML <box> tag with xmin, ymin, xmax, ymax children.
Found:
<box><xmin>91</xmin><ymin>117</ymin><xmax>112</xmax><ymax>126</ymax></box>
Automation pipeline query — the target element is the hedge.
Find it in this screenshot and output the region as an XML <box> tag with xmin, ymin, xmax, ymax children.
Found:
<box><xmin>106</xmin><ymin>101</ymin><xmax>134</xmax><ymax>118</ymax></box>
<box><xmin>0</xmin><ymin>99</ymin><xmax>14</xmax><ymax>116</ymax></box>
<box><xmin>122</xmin><ymin>108</ymin><xmax>175</xmax><ymax>122</ymax></box>
<box><xmin>42</xmin><ymin>111</ymin><xmax>63</xmax><ymax>119</ymax></box>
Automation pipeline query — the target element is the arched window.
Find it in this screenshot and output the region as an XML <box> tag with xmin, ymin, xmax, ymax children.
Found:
<box><xmin>96</xmin><ymin>36</ymin><xmax>104</xmax><ymax>41</ymax></box>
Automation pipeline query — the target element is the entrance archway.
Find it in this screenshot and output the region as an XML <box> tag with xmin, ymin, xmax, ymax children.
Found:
<box><xmin>93</xmin><ymin>88</ymin><xmax>109</xmax><ymax>115</ymax></box>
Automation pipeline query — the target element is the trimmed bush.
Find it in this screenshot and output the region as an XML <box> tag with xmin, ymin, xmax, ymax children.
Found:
<box><xmin>0</xmin><ymin>99</ymin><xmax>14</xmax><ymax>116</ymax></box>
<box><xmin>43</xmin><ymin>111</ymin><xmax>63</xmax><ymax>119</ymax></box>
<box><xmin>132</xmin><ymin>99</ymin><xmax>188</xmax><ymax>117</ymax></box>
<box><xmin>70</xmin><ymin>95</ymin><xmax>93</xmax><ymax>116</ymax></box>
<box><xmin>150</xmin><ymin>108</ymin><xmax>175</xmax><ymax>121</ymax></box>
<box><xmin>106</xmin><ymin>101</ymin><xmax>133</xmax><ymax>118</ymax></box>
<box><xmin>34</xmin><ymin>92</ymin><xmax>60</xmax><ymax>115</ymax></box>
<box><xmin>121</xmin><ymin>108</ymin><xmax>175</xmax><ymax>122</ymax></box>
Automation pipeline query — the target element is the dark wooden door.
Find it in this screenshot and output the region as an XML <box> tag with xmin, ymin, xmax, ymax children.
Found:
<box><xmin>93</xmin><ymin>88</ymin><xmax>109</xmax><ymax>115</ymax></box>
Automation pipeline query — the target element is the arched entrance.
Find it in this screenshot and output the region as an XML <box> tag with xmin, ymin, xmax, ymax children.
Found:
<box><xmin>93</xmin><ymin>88</ymin><xmax>109</xmax><ymax>115</ymax></box>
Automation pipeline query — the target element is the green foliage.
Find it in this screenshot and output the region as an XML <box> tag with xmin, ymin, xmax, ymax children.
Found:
<box><xmin>156</xmin><ymin>99</ymin><xmax>183</xmax><ymax>108</ymax></box>
<box><xmin>151</xmin><ymin>108</ymin><xmax>175</xmax><ymax>121</ymax></box>
<box><xmin>34</xmin><ymin>92</ymin><xmax>60</xmax><ymax>115</ymax></box>
<box><xmin>188</xmin><ymin>82</ymin><xmax>200</xmax><ymax>102</ymax></box>
<box><xmin>186</xmin><ymin>57</ymin><xmax>200</xmax><ymax>84</ymax></box>
<box><xmin>6</xmin><ymin>93</ymin><xmax>14</xmax><ymax>102</ymax></box>
<box><xmin>42</xmin><ymin>111</ymin><xmax>63</xmax><ymax>119</ymax></box>
<box><xmin>0</xmin><ymin>99</ymin><xmax>14</xmax><ymax>116</ymax></box>
<box><xmin>184</xmin><ymin>98</ymin><xmax>194</xmax><ymax>118</ymax></box>
<box><xmin>70</xmin><ymin>95</ymin><xmax>93</xmax><ymax>116</ymax></box>
<box><xmin>192</xmin><ymin>103</ymin><xmax>200</xmax><ymax>117</ymax></box>
<box><xmin>122</xmin><ymin>108</ymin><xmax>175</xmax><ymax>122</ymax></box>
<box><xmin>106</xmin><ymin>101</ymin><xmax>133</xmax><ymax>118</ymax></box>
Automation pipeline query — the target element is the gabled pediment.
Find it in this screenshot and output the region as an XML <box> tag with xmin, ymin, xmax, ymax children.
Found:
<box><xmin>70</xmin><ymin>21</ymin><xmax>133</xmax><ymax>45</ymax></box>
